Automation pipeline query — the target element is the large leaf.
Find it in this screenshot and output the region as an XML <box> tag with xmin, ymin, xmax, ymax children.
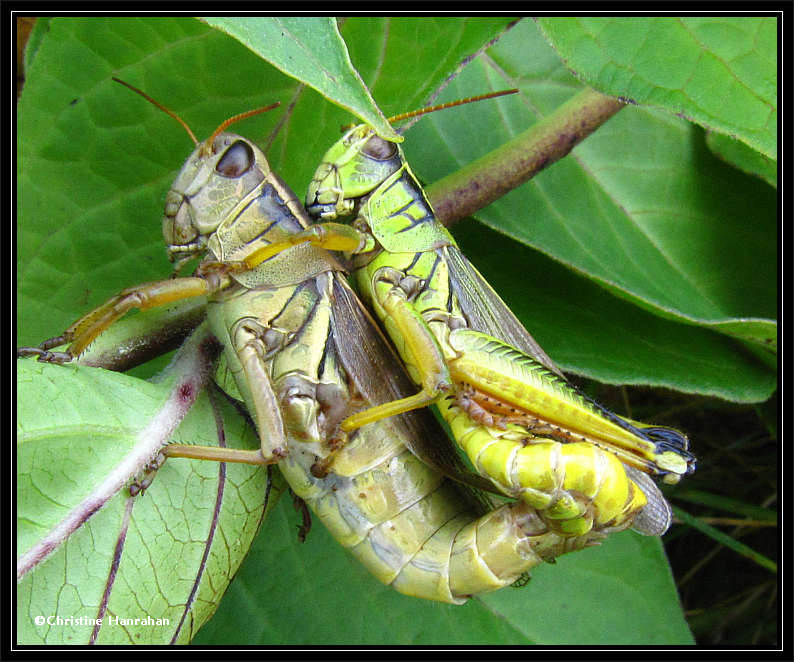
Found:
<box><xmin>536</xmin><ymin>17</ymin><xmax>777</xmax><ymax>160</ymax></box>
<box><xmin>705</xmin><ymin>130</ymin><xmax>777</xmax><ymax>187</ymax></box>
<box><xmin>200</xmin><ymin>17</ymin><xmax>399</xmax><ymax>141</ymax></box>
<box><xmin>194</xmin><ymin>492</ymin><xmax>692</xmax><ymax>645</ymax></box>
<box><xmin>17</xmin><ymin>335</ymin><xmax>276</xmax><ymax>644</ymax></box>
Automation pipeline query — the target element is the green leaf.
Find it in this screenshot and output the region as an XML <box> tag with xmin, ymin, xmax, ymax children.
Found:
<box><xmin>200</xmin><ymin>17</ymin><xmax>399</xmax><ymax>141</ymax></box>
<box><xmin>340</xmin><ymin>16</ymin><xmax>518</xmax><ymax>117</ymax></box>
<box><xmin>706</xmin><ymin>131</ymin><xmax>777</xmax><ymax>187</ymax></box>
<box><xmin>16</xmin><ymin>350</ymin><xmax>276</xmax><ymax>644</ymax></box>
<box><xmin>23</xmin><ymin>17</ymin><xmax>50</xmax><ymax>72</ymax></box>
<box><xmin>195</xmin><ymin>495</ymin><xmax>693</xmax><ymax>645</ymax></box>
<box><xmin>536</xmin><ymin>17</ymin><xmax>777</xmax><ymax>159</ymax></box>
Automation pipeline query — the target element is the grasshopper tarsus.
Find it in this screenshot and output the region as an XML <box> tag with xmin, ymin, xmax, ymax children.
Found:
<box><xmin>308</xmin><ymin>429</ymin><xmax>347</xmax><ymax>477</ymax></box>
<box><xmin>291</xmin><ymin>493</ymin><xmax>312</xmax><ymax>543</ymax></box>
<box><xmin>17</xmin><ymin>333</ymin><xmax>71</xmax><ymax>360</ymax></box>
<box><xmin>40</xmin><ymin>351</ymin><xmax>73</xmax><ymax>364</ymax></box>
<box><xmin>511</xmin><ymin>572</ymin><xmax>531</xmax><ymax>588</ymax></box>
<box><xmin>194</xmin><ymin>260</ymin><xmax>248</xmax><ymax>278</ymax></box>
<box><xmin>310</xmin><ymin>458</ymin><xmax>331</xmax><ymax>479</ymax></box>
<box><xmin>129</xmin><ymin>451</ymin><xmax>167</xmax><ymax>497</ymax></box>
<box><xmin>16</xmin><ymin>345</ymin><xmax>73</xmax><ymax>363</ymax></box>
<box><xmin>16</xmin><ymin>346</ymin><xmax>45</xmax><ymax>359</ymax></box>
<box><xmin>271</xmin><ymin>447</ymin><xmax>288</xmax><ymax>462</ymax></box>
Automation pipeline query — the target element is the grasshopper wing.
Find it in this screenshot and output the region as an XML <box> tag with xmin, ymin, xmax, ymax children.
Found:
<box><xmin>330</xmin><ymin>274</ymin><xmax>499</xmax><ymax>501</ymax></box>
<box><xmin>624</xmin><ymin>466</ymin><xmax>673</xmax><ymax>535</ymax></box>
<box><xmin>445</xmin><ymin>246</ymin><xmax>566</xmax><ymax>379</ymax></box>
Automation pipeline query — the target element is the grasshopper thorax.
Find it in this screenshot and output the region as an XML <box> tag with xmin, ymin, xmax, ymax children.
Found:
<box><xmin>305</xmin><ymin>124</ymin><xmax>403</xmax><ymax>221</ymax></box>
<box><xmin>164</xmin><ymin>132</ymin><xmax>269</xmax><ymax>269</ymax></box>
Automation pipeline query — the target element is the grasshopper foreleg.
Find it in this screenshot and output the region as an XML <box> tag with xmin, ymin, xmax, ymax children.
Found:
<box><xmin>236</xmin><ymin>223</ymin><xmax>371</xmax><ymax>270</ymax></box>
<box><xmin>129</xmin><ymin>451</ymin><xmax>168</xmax><ymax>497</ymax></box>
<box><xmin>18</xmin><ymin>274</ymin><xmax>231</xmax><ymax>363</ymax></box>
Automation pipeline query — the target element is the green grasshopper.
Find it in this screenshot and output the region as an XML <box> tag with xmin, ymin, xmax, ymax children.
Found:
<box><xmin>232</xmin><ymin>94</ymin><xmax>695</xmax><ymax>536</ymax></box>
<box><xmin>17</xmin><ymin>82</ymin><xmax>650</xmax><ymax>603</ymax></box>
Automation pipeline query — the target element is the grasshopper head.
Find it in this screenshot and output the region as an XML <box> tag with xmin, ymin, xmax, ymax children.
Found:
<box><xmin>164</xmin><ymin>132</ymin><xmax>268</xmax><ymax>269</ymax></box>
<box><xmin>306</xmin><ymin>124</ymin><xmax>403</xmax><ymax>221</ymax></box>
<box><xmin>110</xmin><ymin>80</ymin><xmax>280</xmax><ymax>272</ymax></box>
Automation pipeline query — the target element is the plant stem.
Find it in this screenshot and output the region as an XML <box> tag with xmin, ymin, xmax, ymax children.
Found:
<box><xmin>428</xmin><ymin>87</ymin><xmax>624</xmax><ymax>227</ymax></box>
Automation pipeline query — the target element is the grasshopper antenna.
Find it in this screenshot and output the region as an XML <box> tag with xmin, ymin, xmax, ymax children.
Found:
<box><xmin>113</xmin><ymin>77</ymin><xmax>280</xmax><ymax>154</ymax></box>
<box><xmin>388</xmin><ymin>89</ymin><xmax>519</xmax><ymax>134</ymax></box>
<box><xmin>112</xmin><ymin>77</ymin><xmax>199</xmax><ymax>145</ymax></box>
<box><xmin>203</xmin><ymin>104</ymin><xmax>281</xmax><ymax>156</ymax></box>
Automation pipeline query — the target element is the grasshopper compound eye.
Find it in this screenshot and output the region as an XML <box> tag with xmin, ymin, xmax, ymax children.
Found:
<box><xmin>216</xmin><ymin>140</ymin><xmax>255</xmax><ymax>177</ymax></box>
<box><xmin>362</xmin><ymin>135</ymin><xmax>397</xmax><ymax>160</ymax></box>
